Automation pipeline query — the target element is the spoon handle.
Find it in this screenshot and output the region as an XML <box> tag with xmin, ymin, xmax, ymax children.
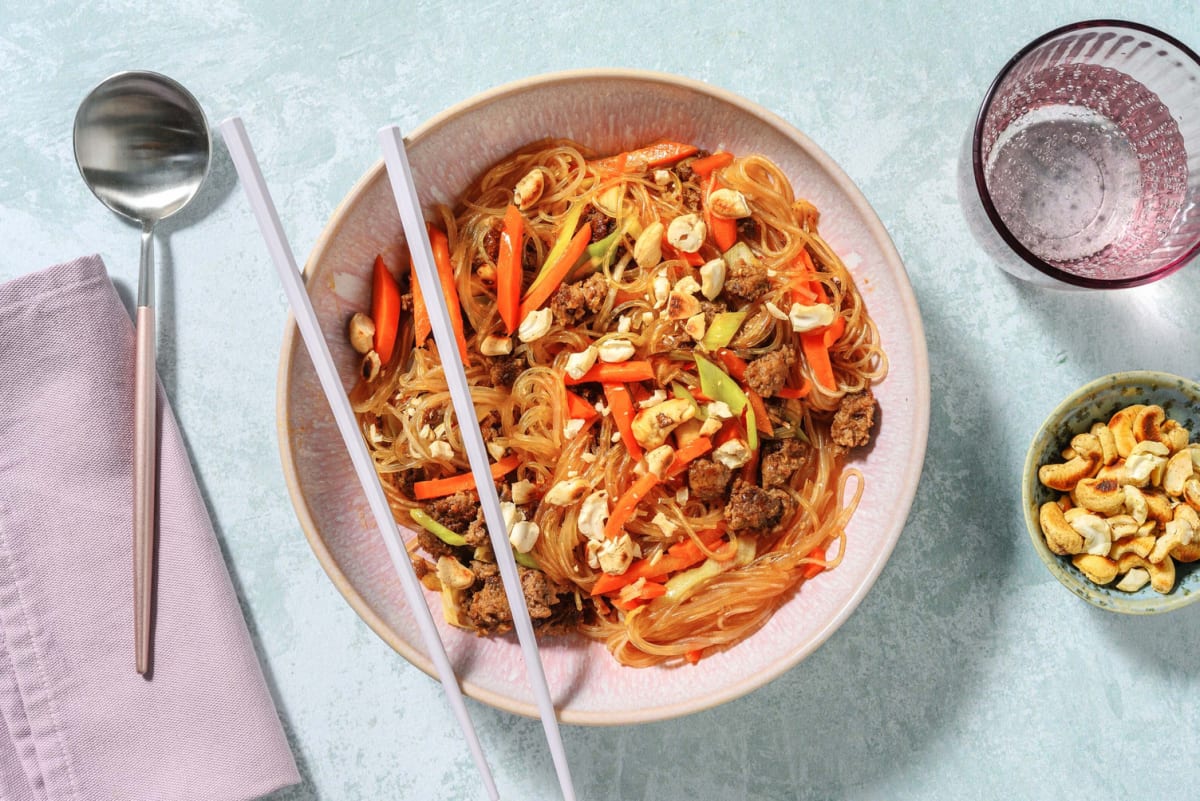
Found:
<box><xmin>134</xmin><ymin>225</ymin><xmax>156</xmax><ymax>676</ymax></box>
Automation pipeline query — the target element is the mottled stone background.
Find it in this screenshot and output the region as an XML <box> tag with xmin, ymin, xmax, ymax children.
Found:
<box><xmin>2</xmin><ymin>1</ymin><xmax>1199</xmax><ymax>799</ymax></box>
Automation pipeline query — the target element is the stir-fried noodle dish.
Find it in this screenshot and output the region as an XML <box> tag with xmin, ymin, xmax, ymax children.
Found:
<box><xmin>347</xmin><ymin>139</ymin><xmax>886</xmax><ymax>667</ymax></box>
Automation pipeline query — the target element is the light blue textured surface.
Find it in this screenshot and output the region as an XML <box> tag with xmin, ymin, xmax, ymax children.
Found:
<box><xmin>3</xmin><ymin>2</ymin><xmax>1200</xmax><ymax>799</ymax></box>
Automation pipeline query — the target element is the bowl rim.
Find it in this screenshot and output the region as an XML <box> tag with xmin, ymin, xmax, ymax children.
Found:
<box><xmin>971</xmin><ymin>19</ymin><xmax>1200</xmax><ymax>290</ymax></box>
<box><xmin>275</xmin><ymin>67</ymin><xmax>930</xmax><ymax>724</ymax></box>
<box><xmin>1022</xmin><ymin>369</ymin><xmax>1200</xmax><ymax>614</ymax></box>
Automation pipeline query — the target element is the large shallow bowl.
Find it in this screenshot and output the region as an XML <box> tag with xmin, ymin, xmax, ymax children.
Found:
<box><xmin>277</xmin><ymin>69</ymin><xmax>930</xmax><ymax>725</ymax></box>
<box><xmin>1022</xmin><ymin>371</ymin><xmax>1200</xmax><ymax>614</ymax></box>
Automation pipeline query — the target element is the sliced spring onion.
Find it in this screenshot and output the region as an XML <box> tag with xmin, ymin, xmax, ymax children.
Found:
<box><xmin>695</xmin><ymin>353</ymin><xmax>757</xmax><ymax>450</ymax></box>
<box><xmin>700</xmin><ymin>311</ymin><xmax>747</xmax><ymax>351</ymax></box>
<box><xmin>409</xmin><ymin>508</ymin><xmax>467</xmax><ymax>547</ymax></box>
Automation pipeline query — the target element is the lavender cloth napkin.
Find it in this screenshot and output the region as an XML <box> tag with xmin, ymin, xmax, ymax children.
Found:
<box><xmin>0</xmin><ymin>255</ymin><xmax>300</xmax><ymax>800</ymax></box>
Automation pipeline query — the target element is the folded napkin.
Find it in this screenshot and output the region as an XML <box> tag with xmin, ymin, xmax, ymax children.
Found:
<box><xmin>0</xmin><ymin>256</ymin><xmax>299</xmax><ymax>800</ymax></box>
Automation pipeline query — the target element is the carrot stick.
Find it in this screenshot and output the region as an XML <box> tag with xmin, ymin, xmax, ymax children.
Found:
<box><xmin>690</xmin><ymin>151</ymin><xmax>733</xmax><ymax>180</ymax></box>
<box><xmin>496</xmin><ymin>203</ymin><xmax>524</xmax><ymax>335</ymax></box>
<box><xmin>565</xmin><ymin>389</ymin><xmax>599</xmax><ymax>422</ymax></box>
<box><xmin>746</xmin><ymin>388</ymin><xmax>774</xmax><ymax>436</ymax></box>
<box><xmin>775</xmin><ymin>379</ymin><xmax>811</xmax><ymax>400</ymax></box>
<box><xmin>822</xmin><ymin>315</ymin><xmax>846</xmax><ymax>348</ymax></box>
<box><xmin>592</xmin><ymin>529</ymin><xmax>727</xmax><ymax>595</ymax></box>
<box><xmin>591</xmin><ymin>141</ymin><xmax>698</xmax><ymax>172</ymax></box>
<box><xmin>519</xmin><ymin>223</ymin><xmax>591</xmax><ymax>322</ymax></box>
<box><xmin>664</xmin><ymin>436</ymin><xmax>713</xmax><ymax>479</ymax></box>
<box><xmin>564</xmin><ymin>360</ymin><xmax>655</xmax><ymax>385</ymax></box>
<box><xmin>412</xmin><ymin>454</ymin><xmax>521</xmax><ymax>500</ymax></box>
<box><xmin>611</xmin><ymin>580</ymin><xmax>668</xmax><ymax>611</ymax></box>
<box><xmin>704</xmin><ymin>174</ymin><xmax>738</xmax><ymax>252</ymax></box>
<box><xmin>801</xmin><ymin>330</ymin><xmax>837</xmax><ymax>391</ymax></box>
<box><xmin>425</xmin><ymin>223</ymin><xmax>470</xmax><ymax>361</ymax></box>
<box><xmin>715</xmin><ymin>348</ymin><xmax>748</xmax><ymax>382</ymax></box>
<box><xmin>602</xmin><ymin>383</ymin><xmax>643</xmax><ymax>462</ymax></box>
<box><xmin>372</xmin><ymin>255</ymin><xmax>402</xmax><ymax>365</ymax></box>
<box><xmin>411</xmin><ymin>271</ymin><xmax>432</xmax><ymax>347</ymax></box>
<box><xmin>603</xmin><ymin>471</ymin><xmax>659</xmax><ymax>540</ymax></box>
<box><xmin>801</xmin><ymin>545</ymin><xmax>827</xmax><ymax>580</ymax></box>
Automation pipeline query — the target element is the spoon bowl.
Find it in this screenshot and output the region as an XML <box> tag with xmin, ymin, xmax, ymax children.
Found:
<box><xmin>73</xmin><ymin>70</ymin><xmax>211</xmax><ymax>675</ymax></box>
<box><xmin>73</xmin><ymin>71</ymin><xmax>211</xmax><ymax>226</ymax></box>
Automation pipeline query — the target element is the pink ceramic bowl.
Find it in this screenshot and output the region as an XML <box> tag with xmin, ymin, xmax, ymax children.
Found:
<box><xmin>277</xmin><ymin>69</ymin><xmax>930</xmax><ymax>725</ymax></box>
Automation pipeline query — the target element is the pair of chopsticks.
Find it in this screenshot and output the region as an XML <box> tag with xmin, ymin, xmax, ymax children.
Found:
<box><xmin>220</xmin><ymin>118</ymin><xmax>576</xmax><ymax>801</ymax></box>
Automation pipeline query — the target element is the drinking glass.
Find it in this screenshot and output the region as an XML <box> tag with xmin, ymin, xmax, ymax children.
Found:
<box><xmin>973</xmin><ymin>20</ymin><xmax>1200</xmax><ymax>288</ymax></box>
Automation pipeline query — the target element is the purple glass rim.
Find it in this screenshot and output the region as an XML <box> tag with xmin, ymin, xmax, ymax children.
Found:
<box><xmin>972</xmin><ymin>19</ymin><xmax>1200</xmax><ymax>289</ymax></box>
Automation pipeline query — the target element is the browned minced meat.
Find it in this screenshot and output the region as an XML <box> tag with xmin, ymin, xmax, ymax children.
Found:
<box><xmin>699</xmin><ymin>299</ymin><xmax>728</xmax><ymax>325</ymax></box>
<box><xmin>680</xmin><ymin>183</ymin><xmax>702</xmax><ymax>213</ymax></box>
<box><xmin>488</xmin><ymin>351</ymin><xmax>527</xmax><ymax>386</ymax></box>
<box><xmin>393</xmin><ymin>468</ymin><xmax>421</xmax><ymax>499</ymax></box>
<box><xmin>724</xmin><ymin>254</ymin><xmax>771</xmax><ymax>301</ymax></box>
<box><xmin>580</xmin><ymin>204</ymin><xmax>615</xmax><ymax>242</ymax></box>
<box><xmin>744</xmin><ymin>347</ymin><xmax>795</xmax><ymax>398</ymax></box>
<box><xmin>672</xmin><ymin>150</ymin><xmax>710</xmax><ymax>184</ymax></box>
<box><xmin>424</xmin><ymin>491</ymin><xmax>481</xmax><ymax>534</ymax></box>
<box><xmin>549</xmin><ymin>272</ymin><xmax>608</xmax><ymax>326</ymax></box>
<box><xmin>761</xmin><ymin>438</ymin><xmax>812</xmax><ymax>488</ymax></box>
<box><xmin>415</xmin><ymin>527</ymin><xmax>458</xmax><ymax>561</ymax></box>
<box><xmin>737</xmin><ymin>217</ymin><xmax>760</xmax><ymax>241</ymax></box>
<box><xmin>724</xmin><ymin>478</ymin><xmax>791</xmax><ymax>531</ymax></box>
<box><xmin>461</xmin><ymin>562</ymin><xmax>576</xmax><ymax>634</ymax></box>
<box><xmin>688</xmin><ymin>457</ymin><xmax>732</xmax><ymax>502</ymax></box>
<box><xmin>831</xmin><ymin>389</ymin><xmax>877</xmax><ymax>451</ymax></box>
<box><xmin>471</xmin><ymin>222</ymin><xmax>502</xmax><ymax>270</ymax></box>
<box><xmin>464</xmin><ymin>515</ymin><xmax>489</xmax><ymax>548</ymax></box>
<box><xmin>422</xmin><ymin>405</ymin><xmax>443</xmax><ymax>429</ymax></box>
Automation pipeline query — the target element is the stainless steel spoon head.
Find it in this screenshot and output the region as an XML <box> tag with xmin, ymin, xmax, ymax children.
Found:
<box><xmin>73</xmin><ymin>70</ymin><xmax>212</xmax><ymax>226</ymax></box>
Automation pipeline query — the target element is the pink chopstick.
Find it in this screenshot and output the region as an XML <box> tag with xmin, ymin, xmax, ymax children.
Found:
<box><xmin>219</xmin><ymin>116</ymin><xmax>500</xmax><ymax>801</ymax></box>
<box><xmin>378</xmin><ymin>125</ymin><xmax>577</xmax><ymax>801</ymax></box>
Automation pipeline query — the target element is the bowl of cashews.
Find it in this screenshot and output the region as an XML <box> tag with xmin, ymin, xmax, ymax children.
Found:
<box><xmin>1023</xmin><ymin>371</ymin><xmax>1200</xmax><ymax>614</ymax></box>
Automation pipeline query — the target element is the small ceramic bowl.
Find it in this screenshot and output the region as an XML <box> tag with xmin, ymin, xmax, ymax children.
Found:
<box><xmin>1022</xmin><ymin>371</ymin><xmax>1200</xmax><ymax>613</ymax></box>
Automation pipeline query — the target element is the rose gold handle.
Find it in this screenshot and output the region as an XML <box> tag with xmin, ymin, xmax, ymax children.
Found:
<box><xmin>134</xmin><ymin>305</ymin><xmax>156</xmax><ymax>675</ymax></box>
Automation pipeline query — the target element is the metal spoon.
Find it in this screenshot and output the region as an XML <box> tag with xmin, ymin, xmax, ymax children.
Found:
<box><xmin>73</xmin><ymin>70</ymin><xmax>211</xmax><ymax>675</ymax></box>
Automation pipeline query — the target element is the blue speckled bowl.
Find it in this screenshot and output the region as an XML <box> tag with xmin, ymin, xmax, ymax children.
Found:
<box><xmin>1023</xmin><ymin>371</ymin><xmax>1200</xmax><ymax>613</ymax></box>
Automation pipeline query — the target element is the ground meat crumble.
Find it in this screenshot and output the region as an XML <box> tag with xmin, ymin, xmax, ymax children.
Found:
<box><xmin>744</xmin><ymin>347</ymin><xmax>796</xmax><ymax>398</ymax></box>
<box><xmin>831</xmin><ymin>389</ymin><xmax>877</xmax><ymax>451</ymax></box>
<box><xmin>724</xmin><ymin>478</ymin><xmax>792</xmax><ymax>531</ymax></box>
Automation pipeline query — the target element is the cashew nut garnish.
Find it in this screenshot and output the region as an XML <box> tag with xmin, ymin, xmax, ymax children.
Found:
<box><xmin>348</xmin><ymin>312</ymin><xmax>376</xmax><ymax>354</ymax></box>
<box><xmin>1038</xmin><ymin>402</ymin><xmax>1200</xmax><ymax>594</ymax></box>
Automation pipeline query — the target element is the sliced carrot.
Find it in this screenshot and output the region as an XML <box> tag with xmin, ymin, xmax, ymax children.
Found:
<box><xmin>519</xmin><ymin>223</ymin><xmax>591</xmax><ymax>322</ymax></box>
<box><xmin>412</xmin><ymin>454</ymin><xmax>521</xmax><ymax>500</ymax></box>
<box><xmin>591</xmin><ymin>141</ymin><xmax>698</xmax><ymax>172</ymax></box>
<box><xmin>425</xmin><ymin>224</ymin><xmax>470</xmax><ymax>362</ymax></box>
<box><xmin>746</xmin><ymin>388</ymin><xmax>774</xmax><ymax>436</ymax></box>
<box><xmin>612</xmin><ymin>580</ymin><xmax>667</xmax><ymax>611</ymax></box>
<box><xmin>496</xmin><ymin>203</ymin><xmax>524</xmax><ymax>335</ymax></box>
<box><xmin>801</xmin><ymin>546</ymin><xmax>827</xmax><ymax>580</ymax></box>
<box><xmin>565</xmin><ymin>389</ymin><xmax>599</xmax><ymax>422</ymax></box>
<box><xmin>664</xmin><ymin>436</ymin><xmax>712</xmax><ymax>480</ymax></box>
<box><xmin>372</xmin><ymin>255</ymin><xmax>402</xmax><ymax>365</ymax></box>
<box><xmin>411</xmin><ymin>271</ymin><xmax>432</xmax><ymax>348</ymax></box>
<box><xmin>602</xmin><ymin>383</ymin><xmax>643</xmax><ymax>462</ymax></box>
<box><xmin>822</xmin><ymin>314</ymin><xmax>846</xmax><ymax>348</ymax></box>
<box><xmin>603</xmin><ymin>471</ymin><xmax>660</xmax><ymax>541</ymax></box>
<box><xmin>704</xmin><ymin>174</ymin><xmax>739</xmax><ymax>252</ymax></box>
<box><xmin>685</xmin><ymin>649</ymin><xmax>704</xmax><ymax>665</ymax></box>
<box><xmin>801</xmin><ymin>330</ymin><xmax>837</xmax><ymax>391</ymax></box>
<box><xmin>592</xmin><ymin>529</ymin><xmax>727</xmax><ymax>596</ymax></box>
<box><xmin>565</xmin><ymin>360</ymin><xmax>655</xmax><ymax>385</ymax></box>
<box><xmin>775</xmin><ymin>379</ymin><xmax>811</xmax><ymax>400</ymax></box>
<box><xmin>715</xmin><ymin>348</ymin><xmax>748</xmax><ymax>382</ymax></box>
<box><xmin>690</xmin><ymin>151</ymin><xmax>733</xmax><ymax>180</ymax></box>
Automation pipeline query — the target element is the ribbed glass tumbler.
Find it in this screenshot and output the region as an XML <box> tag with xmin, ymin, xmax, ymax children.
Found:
<box><xmin>974</xmin><ymin>21</ymin><xmax>1200</xmax><ymax>288</ymax></box>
